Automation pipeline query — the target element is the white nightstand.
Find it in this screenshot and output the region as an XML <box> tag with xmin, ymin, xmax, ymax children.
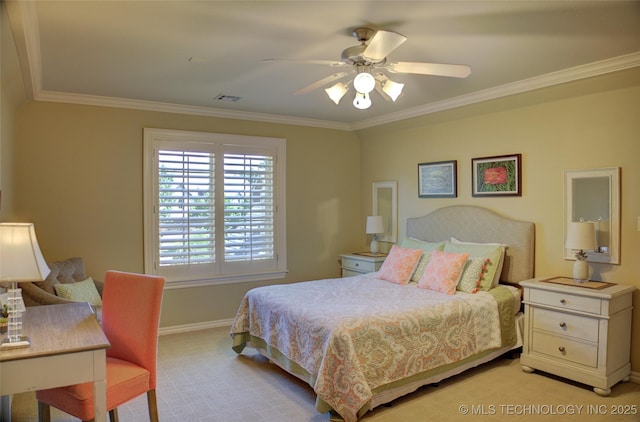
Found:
<box><xmin>340</xmin><ymin>253</ymin><xmax>386</xmax><ymax>277</ymax></box>
<box><xmin>520</xmin><ymin>277</ymin><xmax>634</xmax><ymax>396</ymax></box>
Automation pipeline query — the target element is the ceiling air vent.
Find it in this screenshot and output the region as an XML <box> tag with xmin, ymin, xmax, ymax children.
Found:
<box><xmin>214</xmin><ymin>94</ymin><xmax>242</xmax><ymax>102</ymax></box>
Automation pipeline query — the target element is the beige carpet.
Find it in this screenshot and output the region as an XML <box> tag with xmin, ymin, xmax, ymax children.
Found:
<box><xmin>10</xmin><ymin>327</ymin><xmax>640</xmax><ymax>421</ymax></box>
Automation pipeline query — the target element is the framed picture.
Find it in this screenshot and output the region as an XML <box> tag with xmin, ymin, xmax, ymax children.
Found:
<box><xmin>472</xmin><ymin>154</ymin><xmax>522</xmax><ymax>197</ymax></box>
<box><xmin>418</xmin><ymin>160</ymin><xmax>457</xmax><ymax>198</ymax></box>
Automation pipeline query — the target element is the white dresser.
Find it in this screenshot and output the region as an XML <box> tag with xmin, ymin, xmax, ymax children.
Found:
<box><xmin>520</xmin><ymin>278</ymin><xmax>634</xmax><ymax>396</ymax></box>
<box><xmin>340</xmin><ymin>253</ymin><xmax>386</xmax><ymax>277</ymax></box>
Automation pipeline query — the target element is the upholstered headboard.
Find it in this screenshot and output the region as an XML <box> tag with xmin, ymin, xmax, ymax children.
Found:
<box><xmin>407</xmin><ymin>206</ymin><xmax>535</xmax><ymax>283</ymax></box>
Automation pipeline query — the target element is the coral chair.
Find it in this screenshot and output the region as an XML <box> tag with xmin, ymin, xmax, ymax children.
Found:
<box><xmin>36</xmin><ymin>271</ymin><xmax>165</xmax><ymax>422</ymax></box>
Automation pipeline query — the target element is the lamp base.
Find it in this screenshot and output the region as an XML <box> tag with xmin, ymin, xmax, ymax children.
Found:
<box><xmin>572</xmin><ymin>259</ymin><xmax>589</xmax><ymax>283</ymax></box>
<box><xmin>1</xmin><ymin>335</ymin><xmax>30</xmax><ymax>349</ymax></box>
<box><xmin>369</xmin><ymin>239</ymin><xmax>380</xmax><ymax>254</ymax></box>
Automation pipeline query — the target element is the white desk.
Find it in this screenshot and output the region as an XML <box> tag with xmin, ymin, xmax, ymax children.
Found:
<box><xmin>0</xmin><ymin>302</ymin><xmax>110</xmax><ymax>421</ymax></box>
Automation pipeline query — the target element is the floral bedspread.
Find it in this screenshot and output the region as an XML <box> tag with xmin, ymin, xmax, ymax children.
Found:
<box><xmin>230</xmin><ymin>274</ymin><xmax>508</xmax><ymax>422</ymax></box>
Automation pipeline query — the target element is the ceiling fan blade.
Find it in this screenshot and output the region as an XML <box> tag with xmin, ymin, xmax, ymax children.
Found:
<box><xmin>263</xmin><ymin>58</ymin><xmax>346</xmax><ymax>67</ymax></box>
<box><xmin>389</xmin><ymin>62</ymin><xmax>472</xmax><ymax>78</ymax></box>
<box><xmin>363</xmin><ymin>30</ymin><xmax>407</xmax><ymax>62</ymax></box>
<box><xmin>294</xmin><ymin>72</ymin><xmax>349</xmax><ymax>95</ymax></box>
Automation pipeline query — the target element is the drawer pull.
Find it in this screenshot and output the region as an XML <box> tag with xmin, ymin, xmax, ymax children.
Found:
<box><xmin>558</xmin><ymin>346</ymin><xmax>566</xmax><ymax>354</ymax></box>
<box><xmin>355</xmin><ymin>263</ymin><xmax>359</xmax><ymax>267</ymax></box>
<box><xmin>559</xmin><ymin>322</ymin><xmax>567</xmax><ymax>329</ymax></box>
<box><xmin>560</xmin><ymin>299</ymin><xmax>567</xmax><ymax>305</ymax></box>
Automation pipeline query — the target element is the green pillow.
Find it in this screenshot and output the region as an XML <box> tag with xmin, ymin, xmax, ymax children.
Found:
<box><xmin>444</xmin><ymin>242</ymin><xmax>505</xmax><ymax>291</ymax></box>
<box><xmin>54</xmin><ymin>277</ymin><xmax>102</xmax><ymax>307</ymax></box>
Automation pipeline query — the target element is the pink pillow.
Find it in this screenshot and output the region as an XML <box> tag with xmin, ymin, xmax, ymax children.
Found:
<box><xmin>377</xmin><ymin>245</ymin><xmax>423</xmax><ymax>285</ymax></box>
<box><xmin>418</xmin><ymin>250</ymin><xmax>470</xmax><ymax>295</ymax></box>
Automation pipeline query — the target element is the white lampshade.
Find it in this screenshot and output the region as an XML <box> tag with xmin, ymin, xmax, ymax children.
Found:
<box><xmin>353</xmin><ymin>71</ymin><xmax>376</xmax><ymax>94</ymax></box>
<box><xmin>366</xmin><ymin>216</ymin><xmax>384</xmax><ymax>234</ymax></box>
<box><xmin>382</xmin><ymin>79</ymin><xmax>404</xmax><ymax>101</ymax></box>
<box><xmin>565</xmin><ymin>221</ymin><xmax>597</xmax><ymax>252</ymax></box>
<box><xmin>0</xmin><ymin>223</ymin><xmax>51</xmax><ymax>282</ymax></box>
<box><xmin>325</xmin><ymin>82</ymin><xmax>349</xmax><ymax>105</ymax></box>
<box><xmin>0</xmin><ymin>223</ymin><xmax>50</xmax><ymax>349</ymax></box>
<box><xmin>353</xmin><ymin>92</ymin><xmax>371</xmax><ymax>110</ymax></box>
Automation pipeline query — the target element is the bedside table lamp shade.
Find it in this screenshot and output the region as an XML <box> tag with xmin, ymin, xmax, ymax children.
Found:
<box><xmin>366</xmin><ymin>216</ymin><xmax>384</xmax><ymax>253</ymax></box>
<box><xmin>0</xmin><ymin>223</ymin><xmax>51</xmax><ymax>348</ymax></box>
<box><xmin>565</xmin><ymin>221</ymin><xmax>597</xmax><ymax>283</ymax></box>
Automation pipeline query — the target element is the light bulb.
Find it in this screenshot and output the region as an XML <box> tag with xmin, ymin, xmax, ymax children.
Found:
<box><xmin>353</xmin><ymin>92</ymin><xmax>371</xmax><ymax>110</ymax></box>
<box><xmin>353</xmin><ymin>72</ymin><xmax>375</xmax><ymax>94</ymax></box>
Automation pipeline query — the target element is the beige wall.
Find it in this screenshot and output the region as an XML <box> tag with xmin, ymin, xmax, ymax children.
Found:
<box><xmin>13</xmin><ymin>102</ymin><xmax>362</xmax><ymax>326</ymax></box>
<box><xmin>1</xmin><ymin>3</ymin><xmax>27</xmax><ymax>221</ymax></box>
<box><xmin>357</xmin><ymin>67</ymin><xmax>640</xmax><ymax>370</ymax></box>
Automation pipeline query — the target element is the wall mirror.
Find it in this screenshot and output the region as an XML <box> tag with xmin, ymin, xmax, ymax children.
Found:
<box><xmin>564</xmin><ymin>167</ymin><xmax>620</xmax><ymax>264</ymax></box>
<box><xmin>372</xmin><ymin>181</ymin><xmax>397</xmax><ymax>243</ymax></box>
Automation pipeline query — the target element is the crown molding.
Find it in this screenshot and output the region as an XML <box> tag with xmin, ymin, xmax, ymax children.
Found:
<box><xmin>35</xmin><ymin>52</ymin><xmax>640</xmax><ymax>132</ymax></box>
<box><xmin>10</xmin><ymin>0</ymin><xmax>639</xmax><ymax>131</ymax></box>
<box><xmin>34</xmin><ymin>52</ymin><xmax>640</xmax><ymax>132</ymax></box>
<box><xmin>350</xmin><ymin>52</ymin><xmax>640</xmax><ymax>130</ymax></box>
<box><xmin>35</xmin><ymin>90</ymin><xmax>353</xmax><ymax>131</ymax></box>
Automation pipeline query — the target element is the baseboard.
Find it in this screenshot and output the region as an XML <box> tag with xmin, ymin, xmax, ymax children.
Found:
<box><xmin>630</xmin><ymin>370</ymin><xmax>640</xmax><ymax>385</ymax></box>
<box><xmin>159</xmin><ymin>318</ymin><xmax>233</xmax><ymax>336</ymax></box>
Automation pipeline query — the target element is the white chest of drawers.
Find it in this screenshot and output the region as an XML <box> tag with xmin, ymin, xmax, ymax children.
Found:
<box><xmin>520</xmin><ymin>278</ymin><xmax>634</xmax><ymax>396</ymax></box>
<box><xmin>340</xmin><ymin>253</ymin><xmax>386</xmax><ymax>277</ymax></box>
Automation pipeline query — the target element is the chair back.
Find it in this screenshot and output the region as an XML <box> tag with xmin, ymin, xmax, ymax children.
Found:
<box><xmin>101</xmin><ymin>271</ymin><xmax>165</xmax><ymax>388</ymax></box>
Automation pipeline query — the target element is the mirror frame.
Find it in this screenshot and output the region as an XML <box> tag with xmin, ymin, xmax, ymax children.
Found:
<box><xmin>372</xmin><ymin>181</ymin><xmax>397</xmax><ymax>243</ymax></box>
<box><xmin>564</xmin><ymin>167</ymin><xmax>620</xmax><ymax>264</ymax></box>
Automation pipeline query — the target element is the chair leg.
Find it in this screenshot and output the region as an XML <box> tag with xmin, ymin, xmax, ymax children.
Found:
<box><xmin>37</xmin><ymin>401</ymin><xmax>51</xmax><ymax>422</ymax></box>
<box><xmin>109</xmin><ymin>408</ymin><xmax>119</xmax><ymax>422</ymax></box>
<box><xmin>147</xmin><ymin>390</ymin><xmax>159</xmax><ymax>422</ymax></box>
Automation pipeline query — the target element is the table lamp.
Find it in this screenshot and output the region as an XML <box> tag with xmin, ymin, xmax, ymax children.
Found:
<box><xmin>365</xmin><ymin>216</ymin><xmax>384</xmax><ymax>254</ymax></box>
<box><xmin>0</xmin><ymin>223</ymin><xmax>51</xmax><ymax>349</ymax></box>
<box><xmin>565</xmin><ymin>221</ymin><xmax>597</xmax><ymax>283</ymax></box>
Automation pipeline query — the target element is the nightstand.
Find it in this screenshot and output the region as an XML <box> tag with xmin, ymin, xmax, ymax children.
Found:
<box><xmin>520</xmin><ymin>277</ymin><xmax>634</xmax><ymax>396</ymax></box>
<box><xmin>340</xmin><ymin>253</ymin><xmax>386</xmax><ymax>277</ymax></box>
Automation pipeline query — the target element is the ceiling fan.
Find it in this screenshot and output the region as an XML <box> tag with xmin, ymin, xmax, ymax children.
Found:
<box><xmin>265</xmin><ymin>27</ymin><xmax>471</xmax><ymax>109</ymax></box>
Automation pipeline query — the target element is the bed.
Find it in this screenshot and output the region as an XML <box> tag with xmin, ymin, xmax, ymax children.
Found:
<box><xmin>230</xmin><ymin>206</ymin><xmax>534</xmax><ymax>421</ymax></box>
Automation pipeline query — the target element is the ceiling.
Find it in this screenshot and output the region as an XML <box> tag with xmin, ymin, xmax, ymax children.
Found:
<box><xmin>7</xmin><ymin>1</ymin><xmax>640</xmax><ymax>130</ymax></box>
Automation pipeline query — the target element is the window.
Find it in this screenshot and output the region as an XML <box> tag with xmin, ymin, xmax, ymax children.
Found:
<box><xmin>143</xmin><ymin>128</ymin><xmax>287</xmax><ymax>287</ymax></box>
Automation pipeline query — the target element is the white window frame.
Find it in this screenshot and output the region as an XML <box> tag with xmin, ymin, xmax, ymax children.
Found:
<box><xmin>143</xmin><ymin>128</ymin><xmax>287</xmax><ymax>288</ymax></box>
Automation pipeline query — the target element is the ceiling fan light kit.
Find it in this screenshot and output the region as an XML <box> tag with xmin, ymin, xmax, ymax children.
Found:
<box><xmin>353</xmin><ymin>68</ymin><xmax>376</xmax><ymax>94</ymax></box>
<box><xmin>325</xmin><ymin>82</ymin><xmax>349</xmax><ymax>104</ymax></box>
<box><xmin>353</xmin><ymin>92</ymin><xmax>372</xmax><ymax>110</ymax></box>
<box><xmin>381</xmin><ymin>79</ymin><xmax>404</xmax><ymax>102</ymax></box>
<box><xmin>276</xmin><ymin>27</ymin><xmax>471</xmax><ymax>110</ymax></box>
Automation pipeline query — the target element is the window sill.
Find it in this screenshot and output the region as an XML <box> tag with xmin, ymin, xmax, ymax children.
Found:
<box><xmin>162</xmin><ymin>270</ymin><xmax>288</xmax><ymax>290</ymax></box>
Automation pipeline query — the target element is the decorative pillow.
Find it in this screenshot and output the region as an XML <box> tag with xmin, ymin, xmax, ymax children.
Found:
<box><xmin>444</xmin><ymin>242</ymin><xmax>505</xmax><ymax>291</ymax></box>
<box><xmin>450</xmin><ymin>237</ymin><xmax>507</xmax><ymax>288</ymax></box>
<box><xmin>457</xmin><ymin>258</ymin><xmax>491</xmax><ymax>293</ymax></box>
<box><xmin>418</xmin><ymin>250</ymin><xmax>469</xmax><ymax>295</ymax></box>
<box><xmin>410</xmin><ymin>251</ymin><xmax>434</xmax><ymax>282</ymax></box>
<box><xmin>54</xmin><ymin>277</ymin><xmax>102</xmax><ymax>307</ymax></box>
<box><xmin>377</xmin><ymin>245</ymin><xmax>423</xmax><ymax>285</ymax></box>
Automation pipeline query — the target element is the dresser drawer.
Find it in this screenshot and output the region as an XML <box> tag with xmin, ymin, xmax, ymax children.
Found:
<box><xmin>532</xmin><ymin>331</ymin><xmax>598</xmax><ymax>367</ymax></box>
<box><xmin>533</xmin><ymin>308</ymin><xmax>599</xmax><ymax>342</ymax></box>
<box><xmin>341</xmin><ymin>256</ymin><xmax>380</xmax><ymax>272</ymax></box>
<box><xmin>529</xmin><ymin>289</ymin><xmax>602</xmax><ymax>314</ymax></box>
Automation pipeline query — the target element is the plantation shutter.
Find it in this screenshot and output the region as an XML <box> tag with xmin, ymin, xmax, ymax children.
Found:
<box><xmin>144</xmin><ymin>128</ymin><xmax>286</xmax><ymax>285</ymax></box>
<box><xmin>157</xmin><ymin>150</ymin><xmax>215</xmax><ymax>267</ymax></box>
<box><xmin>223</xmin><ymin>152</ymin><xmax>275</xmax><ymax>264</ymax></box>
